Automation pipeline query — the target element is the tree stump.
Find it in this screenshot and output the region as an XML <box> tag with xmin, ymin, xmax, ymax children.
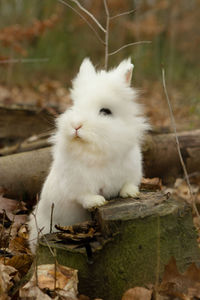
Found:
<box><xmin>37</xmin><ymin>191</ymin><xmax>200</xmax><ymax>300</ymax></box>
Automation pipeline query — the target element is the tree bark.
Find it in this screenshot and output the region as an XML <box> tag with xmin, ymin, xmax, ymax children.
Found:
<box><xmin>143</xmin><ymin>129</ymin><xmax>200</xmax><ymax>182</ymax></box>
<box><xmin>37</xmin><ymin>192</ymin><xmax>200</xmax><ymax>300</ymax></box>
<box><xmin>0</xmin><ymin>104</ymin><xmax>55</xmax><ymax>144</ymax></box>
<box><xmin>0</xmin><ymin>129</ymin><xmax>199</xmax><ymax>198</ymax></box>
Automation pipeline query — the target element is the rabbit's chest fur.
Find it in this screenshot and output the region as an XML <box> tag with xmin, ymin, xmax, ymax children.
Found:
<box><xmin>37</xmin><ymin>144</ymin><xmax>141</xmax><ymax>223</ymax></box>
<box><xmin>50</xmin><ymin>146</ymin><xmax>139</xmax><ymax>201</ymax></box>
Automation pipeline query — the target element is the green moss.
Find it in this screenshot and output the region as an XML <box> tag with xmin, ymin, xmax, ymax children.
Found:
<box><xmin>38</xmin><ymin>196</ymin><xmax>200</xmax><ymax>300</ymax></box>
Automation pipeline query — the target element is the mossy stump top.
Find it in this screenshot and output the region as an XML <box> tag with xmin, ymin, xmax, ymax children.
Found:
<box><xmin>38</xmin><ymin>191</ymin><xmax>200</xmax><ymax>300</ymax></box>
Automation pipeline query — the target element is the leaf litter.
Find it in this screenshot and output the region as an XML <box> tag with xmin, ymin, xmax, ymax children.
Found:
<box><xmin>0</xmin><ymin>176</ymin><xmax>200</xmax><ymax>299</ymax></box>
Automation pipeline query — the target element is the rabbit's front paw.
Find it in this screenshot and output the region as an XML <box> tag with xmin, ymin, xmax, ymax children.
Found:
<box><xmin>82</xmin><ymin>194</ymin><xmax>107</xmax><ymax>209</ymax></box>
<box><xmin>120</xmin><ymin>183</ymin><xmax>140</xmax><ymax>198</ymax></box>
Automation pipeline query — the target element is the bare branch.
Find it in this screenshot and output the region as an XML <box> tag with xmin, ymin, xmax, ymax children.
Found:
<box><xmin>103</xmin><ymin>0</ymin><xmax>109</xmax><ymax>69</ymax></box>
<box><xmin>50</xmin><ymin>202</ymin><xmax>55</xmax><ymax>234</ymax></box>
<box><xmin>162</xmin><ymin>67</ymin><xmax>200</xmax><ymax>218</ymax></box>
<box><xmin>108</xmin><ymin>41</ymin><xmax>152</xmax><ymax>56</ymax></box>
<box><xmin>110</xmin><ymin>8</ymin><xmax>137</xmax><ymax>20</ymax></box>
<box><xmin>54</xmin><ymin>249</ymin><xmax>57</xmax><ymax>290</ymax></box>
<box><xmin>0</xmin><ymin>58</ymin><xmax>49</xmax><ymax>64</ymax></box>
<box><xmin>57</xmin><ymin>0</ymin><xmax>105</xmax><ymax>44</ymax></box>
<box><xmin>58</xmin><ymin>0</ymin><xmax>106</xmax><ymax>33</ymax></box>
<box><xmin>69</xmin><ymin>0</ymin><xmax>106</xmax><ymax>32</ymax></box>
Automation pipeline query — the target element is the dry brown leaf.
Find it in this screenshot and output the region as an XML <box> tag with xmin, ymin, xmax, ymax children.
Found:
<box><xmin>0</xmin><ymin>263</ymin><xmax>19</xmax><ymax>294</ymax></box>
<box><xmin>9</xmin><ymin>236</ymin><xmax>29</xmax><ymax>255</ymax></box>
<box><xmin>122</xmin><ymin>287</ymin><xmax>152</xmax><ymax>300</ymax></box>
<box><xmin>0</xmin><ymin>195</ymin><xmax>27</xmax><ymax>216</ymax></box>
<box><xmin>173</xmin><ymin>178</ymin><xmax>199</xmax><ymax>204</ymax></box>
<box><xmin>17</xmin><ymin>224</ymin><xmax>29</xmax><ymax>239</ymax></box>
<box><xmin>6</xmin><ymin>254</ymin><xmax>33</xmax><ymax>277</ymax></box>
<box><xmin>141</xmin><ymin>177</ymin><xmax>162</xmax><ymax>191</ymax></box>
<box><xmin>20</xmin><ymin>264</ymin><xmax>78</xmax><ymax>299</ymax></box>
<box><xmin>20</xmin><ymin>284</ymin><xmax>52</xmax><ymax>299</ymax></box>
<box><xmin>159</xmin><ymin>257</ymin><xmax>200</xmax><ymax>299</ymax></box>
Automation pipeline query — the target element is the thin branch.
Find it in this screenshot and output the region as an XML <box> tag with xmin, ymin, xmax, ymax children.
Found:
<box><xmin>103</xmin><ymin>0</ymin><xmax>109</xmax><ymax>69</ymax></box>
<box><xmin>57</xmin><ymin>0</ymin><xmax>105</xmax><ymax>44</ymax></box>
<box><xmin>59</xmin><ymin>0</ymin><xmax>106</xmax><ymax>33</ymax></box>
<box><xmin>0</xmin><ymin>58</ymin><xmax>49</xmax><ymax>64</ymax></box>
<box><xmin>155</xmin><ymin>216</ymin><xmax>160</xmax><ymax>299</ymax></box>
<box><xmin>110</xmin><ymin>8</ymin><xmax>137</xmax><ymax>20</ymax></box>
<box><xmin>69</xmin><ymin>0</ymin><xmax>106</xmax><ymax>32</ymax></box>
<box><xmin>50</xmin><ymin>203</ymin><xmax>54</xmax><ymax>234</ymax></box>
<box><xmin>54</xmin><ymin>249</ymin><xmax>57</xmax><ymax>290</ymax></box>
<box><xmin>108</xmin><ymin>41</ymin><xmax>152</xmax><ymax>56</ymax></box>
<box><xmin>162</xmin><ymin>67</ymin><xmax>200</xmax><ymax>218</ymax></box>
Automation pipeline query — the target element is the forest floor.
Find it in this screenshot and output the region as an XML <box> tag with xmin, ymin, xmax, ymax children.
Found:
<box><xmin>0</xmin><ymin>79</ymin><xmax>200</xmax><ymax>299</ymax></box>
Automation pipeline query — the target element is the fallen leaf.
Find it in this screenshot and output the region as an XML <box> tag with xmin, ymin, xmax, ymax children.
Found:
<box><xmin>55</xmin><ymin>221</ymin><xmax>100</xmax><ymax>243</ymax></box>
<box><xmin>122</xmin><ymin>287</ymin><xmax>152</xmax><ymax>300</ymax></box>
<box><xmin>0</xmin><ymin>211</ymin><xmax>12</xmax><ymax>229</ymax></box>
<box><xmin>141</xmin><ymin>177</ymin><xmax>162</xmax><ymax>191</ymax></box>
<box><xmin>0</xmin><ymin>263</ymin><xmax>19</xmax><ymax>294</ymax></box>
<box><xmin>20</xmin><ymin>285</ymin><xmax>51</xmax><ymax>299</ymax></box>
<box><xmin>9</xmin><ymin>236</ymin><xmax>29</xmax><ymax>255</ymax></box>
<box><xmin>159</xmin><ymin>257</ymin><xmax>200</xmax><ymax>299</ymax></box>
<box><xmin>20</xmin><ymin>264</ymin><xmax>78</xmax><ymax>299</ymax></box>
<box><xmin>173</xmin><ymin>178</ymin><xmax>199</xmax><ymax>204</ymax></box>
<box><xmin>0</xmin><ymin>195</ymin><xmax>27</xmax><ymax>216</ymax></box>
<box><xmin>6</xmin><ymin>254</ymin><xmax>33</xmax><ymax>277</ymax></box>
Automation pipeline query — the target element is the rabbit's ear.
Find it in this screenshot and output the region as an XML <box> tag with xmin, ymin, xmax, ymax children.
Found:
<box><xmin>79</xmin><ymin>58</ymin><xmax>96</xmax><ymax>76</ymax></box>
<box><xmin>116</xmin><ymin>58</ymin><xmax>134</xmax><ymax>86</ymax></box>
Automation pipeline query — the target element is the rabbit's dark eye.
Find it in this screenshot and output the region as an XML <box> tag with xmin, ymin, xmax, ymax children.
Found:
<box><xmin>99</xmin><ymin>108</ymin><xmax>112</xmax><ymax>116</ymax></box>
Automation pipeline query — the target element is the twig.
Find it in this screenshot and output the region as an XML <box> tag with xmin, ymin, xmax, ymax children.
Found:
<box><xmin>162</xmin><ymin>67</ymin><xmax>200</xmax><ymax>218</ymax></box>
<box><xmin>103</xmin><ymin>0</ymin><xmax>109</xmax><ymax>69</ymax></box>
<box><xmin>0</xmin><ymin>58</ymin><xmax>49</xmax><ymax>64</ymax></box>
<box><xmin>58</xmin><ymin>0</ymin><xmax>105</xmax><ymax>33</ymax></box>
<box><xmin>69</xmin><ymin>0</ymin><xmax>106</xmax><ymax>33</ymax></box>
<box><xmin>155</xmin><ymin>215</ymin><xmax>160</xmax><ymax>300</ymax></box>
<box><xmin>57</xmin><ymin>0</ymin><xmax>105</xmax><ymax>44</ymax></box>
<box><xmin>50</xmin><ymin>203</ymin><xmax>55</xmax><ymax>234</ymax></box>
<box><xmin>110</xmin><ymin>8</ymin><xmax>137</xmax><ymax>20</ymax></box>
<box><xmin>54</xmin><ymin>249</ymin><xmax>57</xmax><ymax>290</ymax></box>
<box><xmin>108</xmin><ymin>41</ymin><xmax>152</xmax><ymax>56</ymax></box>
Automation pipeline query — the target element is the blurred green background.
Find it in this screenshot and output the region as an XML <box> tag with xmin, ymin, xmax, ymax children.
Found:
<box><xmin>0</xmin><ymin>0</ymin><xmax>199</xmax><ymax>129</ymax></box>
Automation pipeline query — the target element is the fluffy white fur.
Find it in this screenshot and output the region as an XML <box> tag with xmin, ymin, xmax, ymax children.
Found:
<box><xmin>28</xmin><ymin>58</ymin><xmax>149</xmax><ymax>253</ymax></box>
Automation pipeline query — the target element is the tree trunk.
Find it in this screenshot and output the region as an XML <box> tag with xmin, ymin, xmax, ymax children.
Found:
<box><xmin>37</xmin><ymin>192</ymin><xmax>200</xmax><ymax>300</ymax></box>
<box><xmin>0</xmin><ymin>130</ymin><xmax>199</xmax><ymax>198</ymax></box>
<box><xmin>143</xmin><ymin>129</ymin><xmax>200</xmax><ymax>182</ymax></box>
<box><xmin>0</xmin><ymin>104</ymin><xmax>55</xmax><ymax>144</ymax></box>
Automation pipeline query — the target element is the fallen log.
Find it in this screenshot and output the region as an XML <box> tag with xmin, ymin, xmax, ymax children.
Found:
<box><xmin>143</xmin><ymin>129</ymin><xmax>200</xmax><ymax>182</ymax></box>
<box><xmin>0</xmin><ymin>104</ymin><xmax>55</xmax><ymax>145</ymax></box>
<box><xmin>0</xmin><ymin>147</ymin><xmax>52</xmax><ymax>199</ymax></box>
<box><xmin>0</xmin><ymin>130</ymin><xmax>199</xmax><ymax>198</ymax></box>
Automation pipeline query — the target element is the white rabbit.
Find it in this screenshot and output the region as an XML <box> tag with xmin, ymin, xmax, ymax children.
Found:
<box><xmin>28</xmin><ymin>58</ymin><xmax>149</xmax><ymax>253</ymax></box>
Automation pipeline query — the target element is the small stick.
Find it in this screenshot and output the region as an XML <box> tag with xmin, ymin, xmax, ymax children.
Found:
<box><xmin>162</xmin><ymin>67</ymin><xmax>200</xmax><ymax>218</ymax></box>
<box><xmin>0</xmin><ymin>58</ymin><xmax>49</xmax><ymax>64</ymax></box>
<box><xmin>155</xmin><ymin>216</ymin><xmax>160</xmax><ymax>299</ymax></box>
<box><xmin>69</xmin><ymin>0</ymin><xmax>106</xmax><ymax>33</ymax></box>
<box><xmin>50</xmin><ymin>203</ymin><xmax>55</xmax><ymax>234</ymax></box>
<box><xmin>58</xmin><ymin>0</ymin><xmax>105</xmax><ymax>33</ymax></box>
<box><xmin>110</xmin><ymin>8</ymin><xmax>137</xmax><ymax>20</ymax></box>
<box><xmin>54</xmin><ymin>249</ymin><xmax>57</xmax><ymax>290</ymax></box>
<box><xmin>108</xmin><ymin>41</ymin><xmax>152</xmax><ymax>56</ymax></box>
<box><xmin>57</xmin><ymin>0</ymin><xmax>105</xmax><ymax>44</ymax></box>
<box><xmin>103</xmin><ymin>0</ymin><xmax>110</xmax><ymax>70</ymax></box>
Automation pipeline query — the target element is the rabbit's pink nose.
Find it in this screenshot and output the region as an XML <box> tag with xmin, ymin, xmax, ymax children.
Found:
<box><xmin>72</xmin><ymin>124</ymin><xmax>82</xmax><ymax>136</ymax></box>
<box><xmin>75</xmin><ymin>125</ymin><xmax>82</xmax><ymax>131</ymax></box>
